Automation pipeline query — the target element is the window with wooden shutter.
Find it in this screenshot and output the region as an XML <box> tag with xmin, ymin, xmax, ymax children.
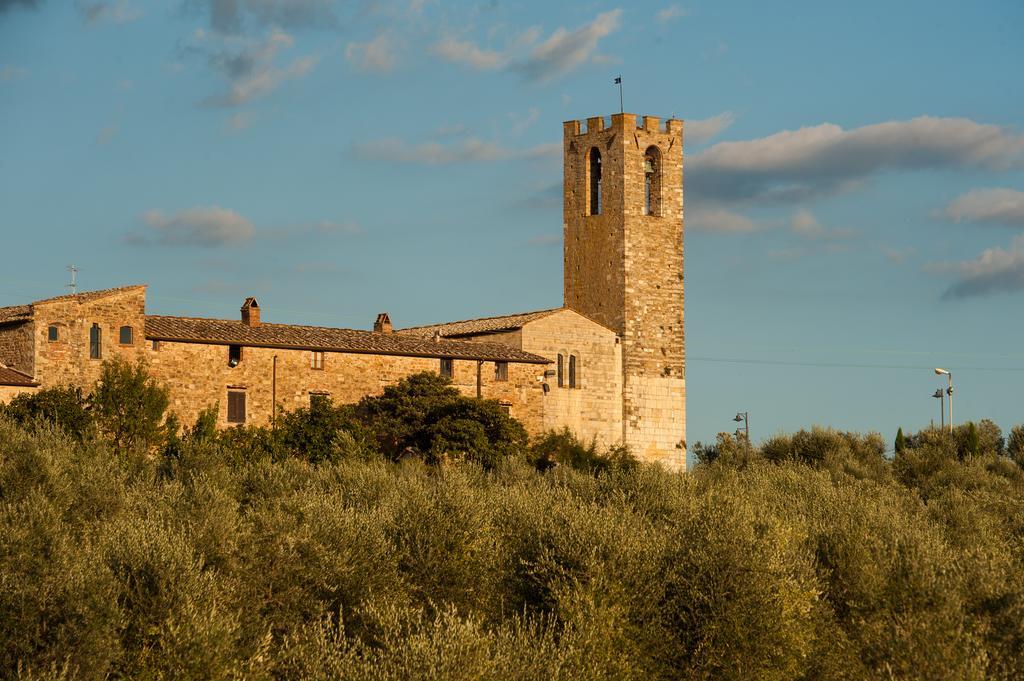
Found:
<box><xmin>440</xmin><ymin>358</ymin><xmax>454</xmax><ymax>379</ymax></box>
<box><xmin>556</xmin><ymin>354</ymin><xmax>564</xmax><ymax>388</ymax></box>
<box><xmin>569</xmin><ymin>354</ymin><xmax>578</xmax><ymax>389</ymax></box>
<box><xmin>311</xmin><ymin>351</ymin><xmax>325</xmax><ymax>370</ymax></box>
<box><xmin>494</xmin><ymin>361</ymin><xmax>508</xmax><ymax>382</ymax></box>
<box><xmin>227</xmin><ymin>390</ymin><xmax>246</xmax><ymax>424</ymax></box>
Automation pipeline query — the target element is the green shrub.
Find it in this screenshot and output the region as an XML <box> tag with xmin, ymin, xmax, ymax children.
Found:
<box><xmin>1</xmin><ymin>386</ymin><xmax>92</xmax><ymax>440</ymax></box>
<box><xmin>89</xmin><ymin>358</ymin><xmax>169</xmax><ymax>454</ymax></box>
<box><xmin>530</xmin><ymin>428</ymin><xmax>637</xmax><ymax>474</ymax></box>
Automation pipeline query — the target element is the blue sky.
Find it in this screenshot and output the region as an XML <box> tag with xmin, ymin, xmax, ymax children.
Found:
<box><xmin>2</xmin><ymin>0</ymin><xmax>1023</xmax><ymax>450</ymax></box>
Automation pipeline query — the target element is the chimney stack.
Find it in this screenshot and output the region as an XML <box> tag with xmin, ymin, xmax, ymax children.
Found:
<box><xmin>373</xmin><ymin>312</ymin><xmax>393</xmax><ymax>334</ymax></box>
<box><xmin>241</xmin><ymin>297</ymin><xmax>260</xmax><ymax>327</ymax></box>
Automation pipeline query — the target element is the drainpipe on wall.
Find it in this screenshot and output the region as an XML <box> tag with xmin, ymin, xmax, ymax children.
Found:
<box><xmin>476</xmin><ymin>360</ymin><xmax>483</xmax><ymax>398</ymax></box>
<box><xmin>272</xmin><ymin>354</ymin><xmax>278</xmax><ymax>427</ymax></box>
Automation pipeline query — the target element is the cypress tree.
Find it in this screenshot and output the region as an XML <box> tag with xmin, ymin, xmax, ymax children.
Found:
<box><xmin>895</xmin><ymin>427</ymin><xmax>906</xmax><ymax>454</ymax></box>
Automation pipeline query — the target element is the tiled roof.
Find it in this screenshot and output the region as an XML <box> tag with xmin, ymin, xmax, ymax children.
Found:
<box><xmin>144</xmin><ymin>315</ymin><xmax>551</xmax><ymax>364</ymax></box>
<box><xmin>0</xmin><ymin>305</ymin><xmax>32</xmax><ymax>325</ymax></box>
<box><xmin>31</xmin><ymin>285</ymin><xmax>145</xmax><ymax>306</ymax></box>
<box><xmin>397</xmin><ymin>308</ymin><xmax>563</xmax><ymax>338</ymax></box>
<box><xmin>0</xmin><ymin>286</ymin><xmax>145</xmax><ymax>325</ymax></box>
<box><xmin>0</xmin><ymin>365</ymin><xmax>37</xmax><ymax>387</ymax></box>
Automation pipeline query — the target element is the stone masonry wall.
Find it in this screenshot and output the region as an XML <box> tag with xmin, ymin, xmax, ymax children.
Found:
<box><xmin>519</xmin><ymin>310</ymin><xmax>623</xmax><ymax>449</ymax></box>
<box><xmin>0</xmin><ymin>385</ymin><xmax>37</xmax><ymax>404</ymax></box>
<box><xmin>0</xmin><ymin>322</ymin><xmax>35</xmax><ymax>376</ymax></box>
<box><xmin>146</xmin><ymin>340</ymin><xmax>546</xmax><ymax>431</ymax></box>
<box><xmin>32</xmin><ymin>287</ymin><xmax>148</xmax><ymax>391</ymax></box>
<box><xmin>563</xmin><ymin>113</ymin><xmax>686</xmax><ymax>469</ymax></box>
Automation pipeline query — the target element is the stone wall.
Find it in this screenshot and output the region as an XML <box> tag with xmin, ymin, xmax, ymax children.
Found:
<box><xmin>0</xmin><ymin>384</ymin><xmax>37</xmax><ymax>404</ymax></box>
<box><xmin>0</xmin><ymin>322</ymin><xmax>35</xmax><ymax>376</ymax></box>
<box><xmin>146</xmin><ymin>340</ymin><xmax>545</xmax><ymax>430</ymax></box>
<box><xmin>519</xmin><ymin>310</ymin><xmax>623</xmax><ymax>448</ymax></box>
<box><xmin>562</xmin><ymin>113</ymin><xmax>686</xmax><ymax>468</ymax></box>
<box><xmin>32</xmin><ymin>287</ymin><xmax>148</xmax><ymax>391</ymax></box>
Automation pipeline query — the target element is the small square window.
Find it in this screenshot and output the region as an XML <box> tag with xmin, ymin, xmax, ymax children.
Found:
<box><xmin>494</xmin><ymin>361</ymin><xmax>508</xmax><ymax>382</ymax></box>
<box><xmin>499</xmin><ymin>402</ymin><xmax>512</xmax><ymax>415</ymax></box>
<box><xmin>47</xmin><ymin>325</ymin><xmax>58</xmax><ymax>342</ymax></box>
<box><xmin>440</xmin><ymin>358</ymin><xmax>454</xmax><ymax>379</ymax></box>
<box><xmin>151</xmin><ymin>340</ymin><xmax>161</xmax><ymax>351</ymax></box>
<box><xmin>119</xmin><ymin>326</ymin><xmax>134</xmax><ymax>345</ymax></box>
<box><xmin>311</xmin><ymin>351</ymin><xmax>325</xmax><ymax>370</ymax></box>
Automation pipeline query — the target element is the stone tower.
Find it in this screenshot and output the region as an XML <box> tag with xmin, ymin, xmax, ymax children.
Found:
<box><xmin>562</xmin><ymin>113</ymin><xmax>685</xmax><ymax>469</ymax></box>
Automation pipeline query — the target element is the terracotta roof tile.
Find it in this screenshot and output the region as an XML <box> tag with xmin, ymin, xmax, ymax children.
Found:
<box><xmin>0</xmin><ymin>286</ymin><xmax>145</xmax><ymax>325</ymax></box>
<box><xmin>0</xmin><ymin>365</ymin><xmax>37</xmax><ymax>387</ymax></box>
<box><xmin>0</xmin><ymin>305</ymin><xmax>32</xmax><ymax>325</ymax></box>
<box><xmin>145</xmin><ymin>315</ymin><xmax>550</xmax><ymax>364</ymax></box>
<box><xmin>397</xmin><ymin>308</ymin><xmax>563</xmax><ymax>338</ymax></box>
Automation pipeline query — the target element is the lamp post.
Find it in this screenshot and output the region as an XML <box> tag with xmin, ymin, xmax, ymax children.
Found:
<box><xmin>934</xmin><ymin>368</ymin><xmax>953</xmax><ymax>433</ymax></box>
<box><xmin>932</xmin><ymin>388</ymin><xmax>944</xmax><ymax>430</ymax></box>
<box><xmin>733</xmin><ymin>412</ymin><xmax>749</xmax><ymax>443</ymax></box>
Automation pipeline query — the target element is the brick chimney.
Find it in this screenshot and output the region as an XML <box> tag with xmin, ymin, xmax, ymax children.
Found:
<box><xmin>241</xmin><ymin>297</ymin><xmax>260</xmax><ymax>327</ymax></box>
<box><xmin>374</xmin><ymin>312</ymin><xmax>393</xmax><ymax>334</ymax></box>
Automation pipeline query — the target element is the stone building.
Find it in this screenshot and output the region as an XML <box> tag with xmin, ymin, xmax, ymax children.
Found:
<box><xmin>0</xmin><ymin>112</ymin><xmax>685</xmax><ymax>468</ymax></box>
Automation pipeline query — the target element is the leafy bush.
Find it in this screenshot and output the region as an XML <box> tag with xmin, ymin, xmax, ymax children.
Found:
<box><xmin>90</xmin><ymin>358</ymin><xmax>169</xmax><ymax>454</ymax></box>
<box><xmin>529</xmin><ymin>428</ymin><xmax>636</xmax><ymax>474</ymax></box>
<box><xmin>351</xmin><ymin>372</ymin><xmax>527</xmax><ymax>467</ymax></box>
<box><xmin>1</xmin><ymin>386</ymin><xmax>93</xmax><ymax>440</ymax></box>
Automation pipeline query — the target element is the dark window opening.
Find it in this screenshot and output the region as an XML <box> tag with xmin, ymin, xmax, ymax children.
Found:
<box><xmin>47</xmin><ymin>325</ymin><xmax>58</xmax><ymax>342</ymax></box>
<box><xmin>310</xmin><ymin>392</ymin><xmax>331</xmax><ymax>409</ymax></box>
<box><xmin>588</xmin><ymin>148</ymin><xmax>602</xmax><ymax>215</ymax></box>
<box><xmin>569</xmin><ymin>354</ymin><xmax>578</xmax><ymax>389</ymax></box>
<box><xmin>499</xmin><ymin>402</ymin><xmax>512</xmax><ymax>415</ymax></box>
<box><xmin>227</xmin><ymin>390</ymin><xmax>246</xmax><ymax>423</ymax></box>
<box><xmin>311</xmin><ymin>351</ymin><xmax>325</xmax><ymax>370</ymax></box>
<box><xmin>440</xmin><ymin>358</ymin><xmax>454</xmax><ymax>379</ymax></box>
<box><xmin>228</xmin><ymin>345</ymin><xmax>242</xmax><ymax>367</ymax></box>
<box><xmin>644</xmin><ymin>146</ymin><xmax>661</xmax><ymax>216</ymax></box>
<box><xmin>151</xmin><ymin>340</ymin><xmax>161</xmax><ymax>351</ymax></box>
<box><xmin>119</xmin><ymin>326</ymin><xmax>133</xmax><ymax>345</ymax></box>
<box><xmin>495</xmin><ymin>361</ymin><xmax>508</xmax><ymax>382</ymax></box>
<box><xmin>89</xmin><ymin>324</ymin><xmax>102</xmax><ymax>360</ymax></box>
<box><xmin>557</xmin><ymin>354</ymin><xmax>564</xmax><ymax>388</ymax></box>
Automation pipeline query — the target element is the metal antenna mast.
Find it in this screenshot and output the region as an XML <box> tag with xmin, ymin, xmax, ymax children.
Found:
<box><xmin>66</xmin><ymin>265</ymin><xmax>78</xmax><ymax>294</ymax></box>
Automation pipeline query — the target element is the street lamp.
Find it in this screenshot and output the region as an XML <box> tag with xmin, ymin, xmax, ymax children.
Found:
<box><xmin>733</xmin><ymin>412</ymin><xmax>749</xmax><ymax>442</ymax></box>
<box><xmin>931</xmin><ymin>388</ymin><xmax>944</xmax><ymax>430</ymax></box>
<box><xmin>934</xmin><ymin>368</ymin><xmax>953</xmax><ymax>433</ymax></box>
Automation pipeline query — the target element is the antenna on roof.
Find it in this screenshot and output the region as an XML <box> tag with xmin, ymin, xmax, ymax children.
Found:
<box><xmin>66</xmin><ymin>265</ymin><xmax>78</xmax><ymax>294</ymax></box>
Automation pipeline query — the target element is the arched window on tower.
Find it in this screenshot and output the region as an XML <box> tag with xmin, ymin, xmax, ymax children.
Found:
<box><xmin>644</xmin><ymin>146</ymin><xmax>661</xmax><ymax>216</ymax></box>
<box><xmin>587</xmin><ymin>148</ymin><xmax>602</xmax><ymax>215</ymax></box>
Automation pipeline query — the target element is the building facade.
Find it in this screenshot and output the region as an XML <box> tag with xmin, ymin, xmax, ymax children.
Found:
<box><xmin>0</xmin><ymin>112</ymin><xmax>685</xmax><ymax>468</ymax></box>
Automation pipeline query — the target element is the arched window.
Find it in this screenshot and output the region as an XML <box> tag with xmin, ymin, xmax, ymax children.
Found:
<box><xmin>587</xmin><ymin>148</ymin><xmax>602</xmax><ymax>215</ymax></box>
<box><xmin>644</xmin><ymin>146</ymin><xmax>661</xmax><ymax>216</ymax></box>
<box><xmin>568</xmin><ymin>354</ymin><xmax>578</xmax><ymax>389</ymax></box>
<box><xmin>556</xmin><ymin>353</ymin><xmax>564</xmax><ymax>388</ymax></box>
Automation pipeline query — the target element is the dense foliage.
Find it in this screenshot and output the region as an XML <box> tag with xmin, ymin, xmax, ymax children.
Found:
<box><xmin>2</xmin><ymin>366</ymin><xmax>1024</xmax><ymax>679</ymax></box>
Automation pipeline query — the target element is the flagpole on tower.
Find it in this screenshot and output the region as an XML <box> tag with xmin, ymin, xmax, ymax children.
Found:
<box><xmin>615</xmin><ymin>75</ymin><xmax>623</xmax><ymax>114</ymax></box>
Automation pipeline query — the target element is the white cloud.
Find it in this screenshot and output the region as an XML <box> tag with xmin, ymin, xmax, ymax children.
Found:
<box><xmin>431</xmin><ymin>37</ymin><xmax>505</xmax><ymax>70</ymax></box>
<box><xmin>352</xmin><ymin>137</ymin><xmax>559</xmax><ymax>165</ymax></box>
<box><xmin>687</xmin><ymin>208</ymin><xmax>759</xmax><ymax>233</ymax></box>
<box><xmin>77</xmin><ymin>1</ymin><xmax>141</xmax><ymax>24</ymax></box>
<box><xmin>138</xmin><ymin>206</ymin><xmax>255</xmax><ymax>246</ymax></box>
<box><xmin>191</xmin><ymin>27</ymin><xmax>318</xmax><ymax>107</ymax></box>
<box><xmin>0</xmin><ymin>64</ymin><xmax>27</xmax><ymax>81</ymax></box>
<box><xmin>96</xmin><ymin>125</ymin><xmax>117</xmax><ymax>145</ymax></box>
<box><xmin>940</xmin><ymin>187</ymin><xmax>1024</xmax><ymax>226</ymax></box>
<box><xmin>690</xmin><ymin>116</ymin><xmax>1024</xmax><ymax>205</ymax></box>
<box><xmin>936</xmin><ymin>234</ymin><xmax>1024</xmax><ymax>299</ymax></box>
<box><xmin>685</xmin><ymin>111</ymin><xmax>735</xmax><ymax>145</ymax></box>
<box><xmin>431</xmin><ymin>9</ymin><xmax>622</xmax><ymax>82</ymax></box>
<box><xmin>187</xmin><ymin>0</ymin><xmax>337</xmax><ymax>34</ymax></box>
<box><xmin>789</xmin><ymin>208</ymin><xmax>857</xmax><ymax>240</ymax></box>
<box><xmin>517</xmin><ymin>10</ymin><xmax>621</xmax><ymax>81</ymax></box>
<box><xmin>657</xmin><ymin>4</ymin><xmax>686</xmax><ymax>23</ymax></box>
<box><xmin>345</xmin><ymin>33</ymin><xmax>399</xmax><ymax>73</ymax></box>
